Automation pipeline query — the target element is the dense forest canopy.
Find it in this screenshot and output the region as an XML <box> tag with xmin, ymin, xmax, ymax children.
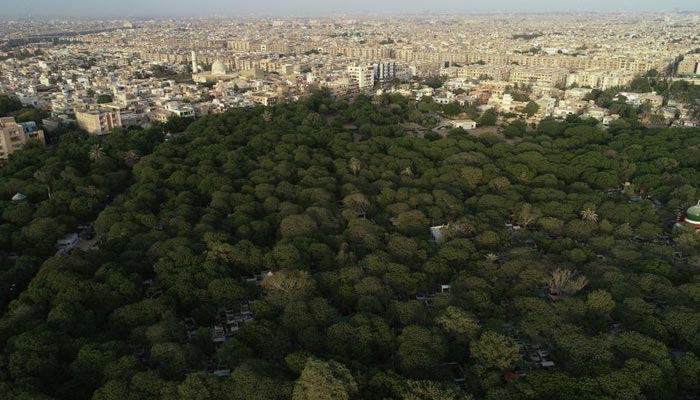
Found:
<box><xmin>2</xmin><ymin>91</ymin><xmax>700</xmax><ymax>400</ymax></box>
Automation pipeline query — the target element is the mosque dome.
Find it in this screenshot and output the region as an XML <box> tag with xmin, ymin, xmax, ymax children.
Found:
<box><xmin>686</xmin><ymin>201</ymin><xmax>700</xmax><ymax>224</ymax></box>
<box><xmin>211</xmin><ymin>60</ymin><xmax>227</xmax><ymax>75</ymax></box>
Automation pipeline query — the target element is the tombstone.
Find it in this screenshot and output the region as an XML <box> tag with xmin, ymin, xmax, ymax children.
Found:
<box><xmin>212</xmin><ymin>326</ymin><xmax>226</xmax><ymax>343</ymax></box>
<box><xmin>11</xmin><ymin>192</ymin><xmax>27</xmax><ymax>202</ymax></box>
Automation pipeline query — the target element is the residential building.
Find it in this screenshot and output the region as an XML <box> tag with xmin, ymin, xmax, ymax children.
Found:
<box><xmin>678</xmin><ymin>57</ymin><xmax>700</xmax><ymax>75</ymax></box>
<box><xmin>373</xmin><ymin>61</ymin><xmax>396</xmax><ymax>83</ymax></box>
<box><xmin>76</xmin><ymin>109</ymin><xmax>122</xmax><ymax>135</ymax></box>
<box><xmin>348</xmin><ymin>64</ymin><xmax>375</xmax><ymax>89</ymax></box>
<box><xmin>0</xmin><ymin>117</ymin><xmax>45</xmax><ymax>161</ymax></box>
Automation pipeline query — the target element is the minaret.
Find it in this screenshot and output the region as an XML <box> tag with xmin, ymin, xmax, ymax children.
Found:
<box><xmin>191</xmin><ymin>50</ymin><xmax>198</xmax><ymax>74</ymax></box>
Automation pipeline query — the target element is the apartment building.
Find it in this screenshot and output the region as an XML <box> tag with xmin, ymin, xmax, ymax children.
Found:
<box><xmin>0</xmin><ymin>117</ymin><xmax>45</xmax><ymax>161</ymax></box>
<box><xmin>678</xmin><ymin>57</ymin><xmax>700</xmax><ymax>75</ymax></box>
<box><xmin>76</xmin><ymin>109</ymin><xmax>122</xmax><ymax>135</ymax></box>
<box><xmin>348</xmin><ymin>64</ymin><xmax>375</xmax><ymax>89</ymax></box>
<box><xmin>510</xmin><ymin>67</ymin><xmax>568</xmax><ymax>88</ymax></box>
<box><xmin>566</xmin><ymin>69</ymin><xmax>635</xmax><ymax>90</ymax></box>
<box><xmin>374</xmin><ymin>61</ymin><xmax>396</xmax><ymax>83</ymax></box>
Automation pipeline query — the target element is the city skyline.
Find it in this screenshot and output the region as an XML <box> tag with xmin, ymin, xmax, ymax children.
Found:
<box><xmin>2</xmin><ymin>0</ymin><xmax>700</xmax><ymax>18</ymax></box>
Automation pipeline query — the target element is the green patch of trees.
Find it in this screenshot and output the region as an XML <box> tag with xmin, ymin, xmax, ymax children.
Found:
<box><xmin>1</xmin><ymin>91</ymin><xmax>700</xmax><ymax>400</ymax></box>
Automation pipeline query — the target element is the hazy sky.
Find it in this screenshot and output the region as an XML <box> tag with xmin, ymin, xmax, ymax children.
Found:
<box><xmin>2</xmin><ymin>0</ymin><xmax>699</xmax><ymax>18</ymax></box>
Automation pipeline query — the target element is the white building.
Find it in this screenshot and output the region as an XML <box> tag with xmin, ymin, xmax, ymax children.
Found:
<box><xmin>452</xmin><ymin>120</ymin><xmax>477</xmax><ymax>130</ymax></box>
<box><xmin>348</xmin><ymin>64</ymin><xmax>375</xmax><ymax>89</ymax></box>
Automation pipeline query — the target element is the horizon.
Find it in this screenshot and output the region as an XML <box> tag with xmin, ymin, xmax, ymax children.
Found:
<box><xmin>1</xmin><ymin>0</ymin><xmax>700</xmax><ymax>18</ymax></box>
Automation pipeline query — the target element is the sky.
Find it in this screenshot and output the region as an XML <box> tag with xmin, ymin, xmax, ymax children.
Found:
<box><xmin>1</xmin><ymin>0</ymin><xmax>699</xmax><ymax>18</ymax></box>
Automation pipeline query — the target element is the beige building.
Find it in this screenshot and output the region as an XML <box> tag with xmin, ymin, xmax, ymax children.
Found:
<box><xmin>0</xmin><ymin>117</ymin><xmax>45</xmax><ymax>161</ymax></box>
<box><xmin>510</xmin><ymin>67</ymin><xmax>568</xmax><ymax>88</ymax></box>
<box><xmin>678</xmin><ymin>57</ymin><xmax>700</xmax><ymax>75</ymax></box>
<box><xmin>76</xmin><ymin>110</ymin><xmax>122</xmax><ymax>135</ymax></box>
<box><xmin>347</xmin><ymin>64</ymin><xmax>375</xmax><ymax>89</ymax></box>
<box><xmin>247</xmin><ymin>92</ymin><xmax>278</xmax><ymax>106</ymax></box>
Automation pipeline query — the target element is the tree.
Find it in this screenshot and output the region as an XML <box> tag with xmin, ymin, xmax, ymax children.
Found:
<box><xmin>177</xmin><ymin>372</ymin><xmax>222</xmax><ymax>400</ymax></box>
<box><xmin>516</xmin><ymin>203</ymin><xmax>541</xmax><ymax>228</ymax></box>
<box><xmin>395</xmin><ymin>210</ymin><xmax>429</xmax><ymax>237</ymax></box>
<box><xmin>89</xmin><ymin>144</ymin><xmax>105</xmax><ymax>161</ymax></box>
<box><xmin>470</xmin><ymin>331</ymin><xmax>520</xmax><ymax>371</ymax></box>
<box><xmin>435</xmin><ymin>306</ymin><xmax>480</xmax><ymax>342</ymax></box>
<box><xmin>580</xmin><ymin>208</ymin><xmax>598</xmax><ymax>223</ymax></box>
<box><xmin>97</xmin><ymin>94</ymin><xmax>113</xmax><ymax>104</ymax></box>
<box><xmin>478</xmin><ymin>110</ymin><xmax>497</xmax><ymax>126</ymax></box>
<box><xmin>397</xmin><ymin>326</ymin><xmax>447</xmax><ymax>377</ymax></box>
<box><xmin>586</xmin><ymin>290</ymin><xmax>616</xmax><ymax>321</ymax></box>
<box><xmin>424</xmin><ymin>76</ymin><xmax>446</xmax><ymax>89</ymax></box>
<box><xmin>402</xmin><ymin>380</ymin><xmax>469</xmax><ymax>400</ymax></box>
<box><xmin>343</xmin><ymin>193</ymin><xmax>370</xmax><ymax>217</ymax></box>
<box><xmin>292</xmin><ymin>358</ymin><xmax>358</xmax><ymax>400</ymax></box>
<box><xmin>675</xmin><ymin>353</ymin><xmax>700</xmax><ymax>395</ymax></box>
<box><xmin>442</xmin><ymin>103</ymin><xmax>462</xmax><ymax>116</ymax></box>
<box><xmin>0</xmin><ymin>94</ymin><xmax>23</xmax><ymax>116</ymax></box>
<box><xmin>262</xmin><ymin>270</ymin><xmax>316</xmax><ymax>307</ymax></box>
<box><xmin>223</xmin><ymin>362</ymin><xmax>293</xmax><ymax>400</ymax></box>
<box><xmin>349</xmin><ymin>158</ymin><xmax>361</xmax><ymax>177</ymax></box>
<box><xmin>547</xmin><ymin>268</ymin><xmax>588</xmax><ymax>297</ymax></box>
<box><xmin>280</xmin><ymin>214</ymin><xmax>318</xmax><ymax>238</ymax></box>
<box><xmin>524</xmin><ymin>101</ymin><xmax>539</xmax><ymax>117</ymax></box>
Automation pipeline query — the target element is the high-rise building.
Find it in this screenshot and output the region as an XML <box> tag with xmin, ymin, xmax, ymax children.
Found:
<box><xmin>76</xmin><ymin>110</ymin><xmax>122</xmax><ymax>136</ymax></box>
<box><xmin>347</xmin><ymin>64</ymin><xmax>375</xmax><ymax>89</ymax></box>
<box><xmin>373</xmin><ymin>61</ymin><xmax>396</xmax><ymax>83</ymax></box>
<box><xmin>191</xmin><ymin>50</ymin><xmax>198</xmax><ymax>74</ymax></box>
<box><xmin>0</xmin><ymin>117</ymin><xmax>45</xmax><ymax>161</ymax></box>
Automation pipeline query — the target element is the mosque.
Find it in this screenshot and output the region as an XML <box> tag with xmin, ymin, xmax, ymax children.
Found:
<box><xmin>676</xmin><ymin>200</ymin><xmax>700</xmax><ymax>232</ymax></box>
<box><xmin>191</xmin><ymin>51</ymin><xmax>238</xmax><ymax>83</ymax></box>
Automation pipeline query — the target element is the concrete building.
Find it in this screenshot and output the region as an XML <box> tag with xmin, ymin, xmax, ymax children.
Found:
<box><xmin>451</xmin><ymin>119</ymin><xmax>477</xmax><ymax>130</ymax></box>
<box><xmin>510</xmin><ymin>67</ymin><xmax>568</xmax><ymax>88</ymax></box>
<box><xmin>348</xmin><ymin>64</ymin><xmax>375</xmax><ymax>89</ymax></box>
<box><xmin>247</xmin><ymin>92</ymin><xmax>278</xmax><ymax>106</ymax></box>
<box><xmin>678</xmin><ymin>57</ymin><xmax>700</xmax><ymax>75</ymax></box>
<box><xmin>76</xmin><ymin>109</ymin><xmax>122</xmax><ymax>135</ymax></box>
<box><xmin>0</xmin><ymin>117</ymin><xmax>45</xmax><ymax>161</ymax></box>
<box><xmin>373</xmin><ymin>61</ymin><xmax>396</xmax><ymax>83</ymax></box>
<box><xmin>191</xmin><ymin>50</ymin><xmax>199</xmax><ymax>73</ymax></box>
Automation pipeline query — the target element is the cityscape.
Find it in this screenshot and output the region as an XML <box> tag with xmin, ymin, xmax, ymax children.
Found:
<box><xmin>2</xmin><ymin>2</ymin><xmax>700</xmax><ymax>399</ymax></box>
<box><xmin>2</xmin><ymin>13</ymin><xmax>700</xmax><ymax>147</ymax></box>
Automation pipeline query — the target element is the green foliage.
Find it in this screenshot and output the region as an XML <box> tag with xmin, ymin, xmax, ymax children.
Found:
<box><xmin>0</xmin><ymin>94</ymin><xmax>23</xmax><ymax>116</ymax></box>
<box><xmin>96</xmin><ymin>94</ymin><xmax>113</xmax><ymax>104</ymax></box>
<box><xmin>478</xmin><ymin>109</ymin><xmax>497</xmax><ymax>126</ymax></box>
<box><xmin>1</xmin><ymin>93</ymin><xmax>700</xmax><ymax>400</ymax></box>
<box><xmin>424</xmin><ymin>75</ymin><xmax>447</xmax><ymax>89</ymax></box>
<box><xmin>292</xmin><ymin>358</ymin><xmax>357</xmax><ymax>400</ymax></box>
<box><xmin>470</xmin><ymin>331</ymin><xmax>520</xmax><ymax>372</ymax></box>
<box><xmin>524</xmin><ymin>101</ymin><xmax>539</xmax><ymax>117</ymax></box>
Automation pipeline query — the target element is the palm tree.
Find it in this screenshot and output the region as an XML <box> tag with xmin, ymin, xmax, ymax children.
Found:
<box><xmin>401</xmin><ymin>166</ymin><xmax>413</xmax><ymax>177</ymax></box>
<box><xmin>580</xmin><ymin>208</ymin><xmax>598</xmax><ymax>223</ymax></box>
<box><xmin>33</xmin><ymin>169</ymin><xmax>52</xmax><ymax>199</ymax></box>
<box><xmin>517</xmin><ymin>203</ymin><xmax>541</xmax><ymax>228</ymax></box>
<box><xmin>262</xmin><ymin>110</ymin><xmax>272</xmax><ymax>123</ymax></box>
<box><xmin>123</xmin><ymin>149</ymin><xmax>140</xmax><ymax>167</ymax></box>
<box><xmin>89</xmin><ymin>144</ymin><xmax>105</xmax><ymax>161</ymax></box>
<box><xmin>547</xmin><ymin>268</ymin><xmax>588</xmax><ymax>297</ymax></box>
<box><xmin>485</xmin><ymin>253</ymin><xmax>499</xmax><ymax>263</ymax></box>
<box><xmin>349</xmin><ymin>157</ymin><xmax>361</xmax><ymax>177</ymax></box>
